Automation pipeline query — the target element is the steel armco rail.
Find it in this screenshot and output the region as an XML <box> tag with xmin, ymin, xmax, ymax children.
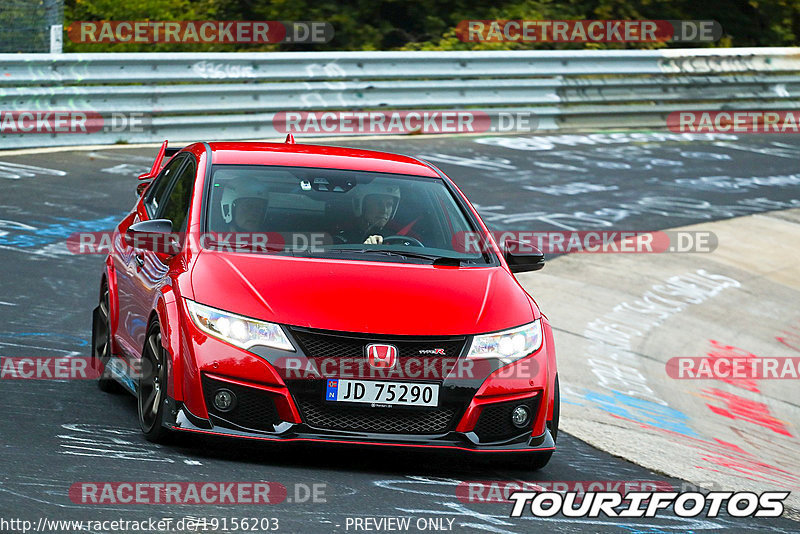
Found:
<box><xmin>1</xmin><ymin>48</ymin><xmax>799</xmax><ymax>148</ymax></box>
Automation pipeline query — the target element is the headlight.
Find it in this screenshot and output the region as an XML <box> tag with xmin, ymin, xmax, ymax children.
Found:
<box><xmin>466</xmin><ymin>320</ymin><xmax>542</xmax><ymax>364</ymax></box>
<box><xmin>185</xmin><ymin>300</ymin><xmax>295</xmax><ymax>352</ymax></box>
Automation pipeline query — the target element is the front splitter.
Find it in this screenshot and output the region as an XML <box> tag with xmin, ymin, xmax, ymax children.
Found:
<box><xmin>165</xmin><ymin>401</ymin><xmax>555</xmax><ymax>453</ymax></box>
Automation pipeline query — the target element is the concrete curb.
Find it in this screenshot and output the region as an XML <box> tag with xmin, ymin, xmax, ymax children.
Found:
<box><xmin>518</xmin><ymin>208</ymin><xmax>800</xmax><ymax>516</ymax></box>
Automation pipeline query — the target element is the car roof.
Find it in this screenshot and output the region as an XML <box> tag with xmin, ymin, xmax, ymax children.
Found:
<box><xmin>206</xmin><ymin>142</ymin><xmax>440</xmax><ymax>178</ymax></box>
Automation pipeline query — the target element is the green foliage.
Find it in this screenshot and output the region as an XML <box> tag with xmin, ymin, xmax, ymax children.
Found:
<box><xmin>64</xmin><ymin>0</ymin><xmax>254</xmax><ymax>51</ymax></box>
<box><xmin>62</xmin><ymin>0</ymin><xmax>800</xmax><ymax>52</ymax></box>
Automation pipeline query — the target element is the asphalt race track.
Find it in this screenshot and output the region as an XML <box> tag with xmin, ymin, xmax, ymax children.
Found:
<box><xmin>1</xmin><ymin>131</ymin><xmax>800</xmax><ymax>533</ymax></box>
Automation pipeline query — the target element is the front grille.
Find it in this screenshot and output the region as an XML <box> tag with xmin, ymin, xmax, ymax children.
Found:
<box><xmin>474</xmin><ymin>395</ymin><xmax>540</xmax><ymax>443</ymax></box>
<box><xmin>290</xmin><ymin>328</ymin><xmax>467</xmax><ymax>380</ymax></box>
<box><xmin>299</xmin><ymin>400</ymin><xmax>455</xmax><ymax>434</ymax></box>
<box><xmin>202</xmin><ymin>375</ymin><xmax>281</xmax><ymax>433</ymax></box>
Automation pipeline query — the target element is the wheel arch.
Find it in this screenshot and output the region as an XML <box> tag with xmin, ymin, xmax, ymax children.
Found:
<box><xmin>102</xmin><ymin>257</ymin><xmax>120</xmax><ymax>355</ymax></box>
<box><xmin>541</xmin><ymin>315</ymin><xmax>558</xmax><ymax>425</ymax></box>
<box><xmin>152</xmin><ymin>286</ymin><xmax>184</xmax><ymax>401</ymax></box>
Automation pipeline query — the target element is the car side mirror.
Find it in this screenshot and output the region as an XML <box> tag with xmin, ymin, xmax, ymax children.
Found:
<box><xmin>503</xmin><ymin>240</ymin><xmax>545</xmax><ymax>273</ymax></box>
<box><xmin>125</xmin><ymin>219</ymin><xmax>180</xmax><ymax>255</ymax></box>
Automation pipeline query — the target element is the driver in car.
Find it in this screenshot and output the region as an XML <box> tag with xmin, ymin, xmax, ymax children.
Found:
<box><xmin>335</xmin><ymin>184</ymin><xmax>404</xmax><ymax>245</ymax></box>
<box><xmin>360</xmin><ymin>194</ymin><xmax>397</xmax><ymax>244</ymax></box>
<box><xmin>228</xmin><ymin>196</ymin><xmax>269</xmax><ymax>233</ymax></box>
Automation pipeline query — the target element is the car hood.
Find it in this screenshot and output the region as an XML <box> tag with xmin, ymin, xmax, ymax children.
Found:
<box><xmin>190</xmin><ymin>251</ymin><xmax>537</xmax><ymax>336</ymax></box>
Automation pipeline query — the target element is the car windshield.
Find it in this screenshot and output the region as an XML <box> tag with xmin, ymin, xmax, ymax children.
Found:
<box><xmin>204</xmin><ymin>165</ymin><xmax>491</xmax><ymax>264</ymax></box>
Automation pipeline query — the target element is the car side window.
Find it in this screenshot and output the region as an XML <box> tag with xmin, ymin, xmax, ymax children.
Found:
<box><xmin>145</xmin><ymin>156</ymin><xmax>186</xmax><ymax>218</ymax></box>
<box><xmin>158</xmin><ymin>159</ymin><xmax>196</xmax><ymax>232</ymax></box>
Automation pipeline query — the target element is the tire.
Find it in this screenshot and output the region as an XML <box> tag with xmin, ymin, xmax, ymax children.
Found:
<box><xmin>525</xmin><ymin>450</ymin><xmax>554</xmax><ymax>471</ymax></box>
<box><xmin>137</xmin><ymin>321</ymin><xmax>171</xmax><ymax>443</ymax></box>
<box><xmin>93</xmin><ymin>281</ymin><xmax>122</xmax><ymax>393</ymax></box>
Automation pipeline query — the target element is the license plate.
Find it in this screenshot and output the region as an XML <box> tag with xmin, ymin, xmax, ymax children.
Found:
<box><xmin>325</xmin><ymin>379</ymin><xmax>439</xmax><ymax>407</ymax></box>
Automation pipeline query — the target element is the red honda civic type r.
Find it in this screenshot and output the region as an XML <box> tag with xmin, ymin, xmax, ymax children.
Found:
<box><xmin>91</xmin><ymin>139</ymin><xmax>559</xmax><ymax>469</ymax></box>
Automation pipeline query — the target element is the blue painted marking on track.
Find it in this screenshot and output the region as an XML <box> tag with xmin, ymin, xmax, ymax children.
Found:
<box><xmin>0</xmin><ymin>214</ymin><xmax>123</xmax><ymax>248</ymax></box>
<box><xmin>617</xmin><ymin>527</ymin><xmax>675</xmax><ymax>534</ymax></box>
<box><xmin>0</xmin><ymin>332</ymin><xmax>88</xmax><ymax>347</ymax></box>
<box><xmin>578</xmin><ymin>388</ymin><xmax>699</xmax><ymax>438</ymax></box>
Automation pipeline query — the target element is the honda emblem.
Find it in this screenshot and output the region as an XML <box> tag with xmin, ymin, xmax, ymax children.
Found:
<box><xmin>366</xmin><ymin>344</ymin><xmax>398</xmax><ymax>369</ymax></box>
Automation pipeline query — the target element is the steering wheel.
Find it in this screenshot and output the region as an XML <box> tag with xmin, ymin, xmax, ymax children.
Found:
<box><xmin>382</xmin><ymin>235</ymin><xmax>424</xmax><ymax>247</ymax></box>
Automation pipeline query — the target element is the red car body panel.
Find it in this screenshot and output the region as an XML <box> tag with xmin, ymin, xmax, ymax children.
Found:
<box><xmin>190</xmin><ymin>252</ymin><xmax>536</xmax><ymax>335</ymax></box>
<box><xmin>97</xmin><ymin>141</ymin><xmax>558</xmax><ymax>454</ymax></box>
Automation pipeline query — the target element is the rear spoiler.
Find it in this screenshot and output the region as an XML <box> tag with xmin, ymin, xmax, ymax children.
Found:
<box><xmin>137</xmin><ymin>140</ymin><xmax>185</xmax><ymax>180</ymax></box>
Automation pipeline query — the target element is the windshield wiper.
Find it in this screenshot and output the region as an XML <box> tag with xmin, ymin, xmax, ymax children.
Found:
<box><xmin>328</xmin><ymin>248</ymin><xmax>466</xmax><ymax>266</ymax></box>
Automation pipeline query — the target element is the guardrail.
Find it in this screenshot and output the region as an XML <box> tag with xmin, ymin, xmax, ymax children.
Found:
<box><xmin>1</xmin><ymin>48</ymin><xmax>799</xmax><ymax>149</ymax></box>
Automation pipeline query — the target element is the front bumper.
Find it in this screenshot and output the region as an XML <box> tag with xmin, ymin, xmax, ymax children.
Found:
<box><xmin>163</xmin><ymin>396</ymin><xmax>556</xmax><ymax>453</ymax></box>
<box><xmin>171</xmin><ymin>305</ymin><xmax>557</xmax><ymax>453</ymax></box>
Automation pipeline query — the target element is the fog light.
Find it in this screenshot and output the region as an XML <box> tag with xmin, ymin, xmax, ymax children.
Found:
<box><xmin>213</xmin><ymin>388</ymin><xmax>236</xmax><ymax>412</ymax></box>
<box><xmin>511</xmin><ymin>405</ymin><xmax>530</xmax><ymax>428</ymax></box>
